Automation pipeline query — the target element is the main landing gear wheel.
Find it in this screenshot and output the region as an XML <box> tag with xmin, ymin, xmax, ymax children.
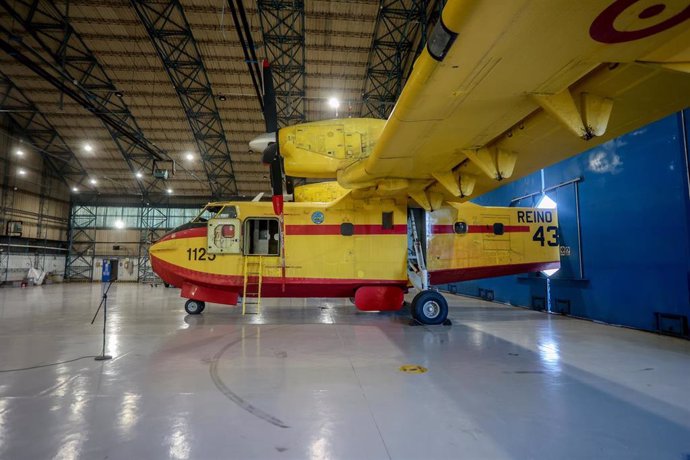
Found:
<box><xmin>185</xmin><ymin>299</ymin><xmax>205</xmax><ymax>315</ymax></box>
<box><xmin>411</xmin><ymin>290</ymin><xmax>448</xmax><ymax>325</ymax></box>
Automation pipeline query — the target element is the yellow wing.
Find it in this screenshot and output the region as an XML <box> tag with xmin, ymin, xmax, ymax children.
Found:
<box><xmin>335</xmin><ymin>0</ymin><xmax>690</xmax><ymax>208</ymax></box>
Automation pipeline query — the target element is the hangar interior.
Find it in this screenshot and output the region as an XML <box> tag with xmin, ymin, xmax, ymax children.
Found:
<box><xmin>1</xmin><ymin>1</ymin><xmax>690</xmax><ymax>459</ymax></box>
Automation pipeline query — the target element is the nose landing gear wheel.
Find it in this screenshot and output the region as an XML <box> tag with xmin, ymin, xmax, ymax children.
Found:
<box><xmin>185</xmin><ymin>299</ymin><xmax>205</xmax><ymax>315</ymax></box>
<box><xmin>411</xmin><ymin>290</ymin><xmax>448</xmax><ymax>325</ymax></box>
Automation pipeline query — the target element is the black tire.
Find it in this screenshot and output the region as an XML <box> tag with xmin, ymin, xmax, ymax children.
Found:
<box><xmin>185</xmin><ymin>299</ymin><xmax>205</xmax><ymax>315</ymax></box>
<box><xmin>411</xmin><ymin>290</ymin><xmax>448</xmax><ymax>325</ymax></box>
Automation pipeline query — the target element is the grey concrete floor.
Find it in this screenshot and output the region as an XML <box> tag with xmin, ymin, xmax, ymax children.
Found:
<box><xmin>0</xmin><ymin>283</ymin><xmax>689</xmax><ymax>460</ymax></box>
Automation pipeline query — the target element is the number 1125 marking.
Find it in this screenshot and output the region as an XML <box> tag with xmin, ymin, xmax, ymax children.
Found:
<box><xmin>186</xmin><ymin>247</ymin><xmax>216</xmax><ymax>261</ymax></box>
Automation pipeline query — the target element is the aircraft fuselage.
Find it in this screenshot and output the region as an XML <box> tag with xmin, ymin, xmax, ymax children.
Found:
<box><xmin>149</xmin><ymin>194</ymin><xmax>559</xmax><ymax>312</ymax></box>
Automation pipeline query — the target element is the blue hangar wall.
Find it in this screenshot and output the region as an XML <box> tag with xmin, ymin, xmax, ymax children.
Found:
<box><xmin>442</xmin><ymin>110</ymin><xmax>690</xmax><ymax>334</ymax></box>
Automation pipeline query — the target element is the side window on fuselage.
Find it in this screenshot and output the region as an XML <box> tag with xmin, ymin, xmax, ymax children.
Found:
<box><xmin>244</xmin><ymin>218</ymin><xmax>280</xmax><ymax>256</ymax></box>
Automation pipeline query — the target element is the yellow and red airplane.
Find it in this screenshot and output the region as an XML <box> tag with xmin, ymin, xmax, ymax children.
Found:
<box><xmin>150</xmin><ymin>0</ymin><xmax>690</xmax><ymax>324</ymax></box>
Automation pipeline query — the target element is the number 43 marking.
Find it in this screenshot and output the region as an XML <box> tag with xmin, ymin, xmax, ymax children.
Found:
<box><xmin>532</xmin><ymin>226</ymin><xmax>559</xmax><ymax>247</ymax></box>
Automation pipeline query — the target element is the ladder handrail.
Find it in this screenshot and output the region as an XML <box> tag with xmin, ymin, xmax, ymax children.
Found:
<box><xmin>242</xmin><ymin>255</ymin><xmax>263</xmax><ymax>315</ymax></box>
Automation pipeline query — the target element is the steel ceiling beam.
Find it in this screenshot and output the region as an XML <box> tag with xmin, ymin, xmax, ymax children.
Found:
<box><xmin>360</xmin><ymin>0</ymin><xmax>429</xmax><ymax>119</ymax></box>
<box><xmin>225</xmin><ymin>0</ymin><xmax>264</xmax><ymax>111</ymax></box>
<box><xmin>403</xmin><ymin>0</ymin><xmax>445</xmax><ymax>82</ymax></box>
<box><xmin>131</xmin><ymin>0</ymin><xmax>238</xmax><ymax>198</ymax></box>
<box><xmin>257</xmin><ymin>0</ymin><xmax>306</xmax><ymax>127</ymax></box>
<box><xmin>0</xmin><ymin>0</ymin><xmax>174</xmax><ymax>197</ymax></box>
<box><xmin>0</xmin><ymin>72</ymin><xmax>88</xmax><ymax>188</ymax></box>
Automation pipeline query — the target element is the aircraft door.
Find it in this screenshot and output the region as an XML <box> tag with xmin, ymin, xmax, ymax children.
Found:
<box><xmin>207</xmin><ymin>218</ymin><xmax>242</xmax><ymax>254</ymax></box>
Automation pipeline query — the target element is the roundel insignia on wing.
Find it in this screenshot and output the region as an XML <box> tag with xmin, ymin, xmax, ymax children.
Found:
<box><xmin>311</xmin><ymin>211</ymin><xmax>325</xmax><ymax>225</ymax></box>
<box><xmin>590</xmin><ymin>0</ymin><xmax>690</xmax><ymax>44</ymax></box>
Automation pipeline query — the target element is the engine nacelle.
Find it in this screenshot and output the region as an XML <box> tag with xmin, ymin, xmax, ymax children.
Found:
<box><xmin>278</xmin><ymin>118</ymin><xmax>386</xmax><ymax>179</ymax></box>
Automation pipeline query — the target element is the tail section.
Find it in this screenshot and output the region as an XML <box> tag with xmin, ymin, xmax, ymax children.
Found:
<box><xmin>426</xmin><ymin>202</ymin><xmax>560</xmax><ymax>284</ymax></box>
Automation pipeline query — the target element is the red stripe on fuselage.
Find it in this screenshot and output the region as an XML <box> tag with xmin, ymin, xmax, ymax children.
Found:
<box><xmin>432</xmin><ymin>224</ymin><xmax>530</xmax><ymax>234</ymax></box>
<box><xmin>157</xmin><ymin>224</ymin><xmax>407</xmax><ymax>241</ymax></box>
<box><xmin>158</xmin><ymin>226</ymin><xmax>206</xmax><ymax>242</ymax></box>
<box><xmin>285</xmin><ymin>224</ymin><xmax>407</xmax><ymax>235</ymax></box>
<box><xmin>150</xmin><ymin>255</ymin><xmax>408</xmax><ymax>304</ymax></box>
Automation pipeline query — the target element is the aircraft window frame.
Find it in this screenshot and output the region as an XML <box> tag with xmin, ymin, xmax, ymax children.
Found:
<box><xmin>454</xmin><ymin>222</ymin><xmax>468</xmax><ymax>234</ymax></box>
<box><xmin>221</xmin><ymin>224</ymin><xmax>236</xmax><ymax>238</ymax></box>
<box><xmin>382</xmin><ymin>212</ymin><xmax>394</xmax><ymax>230</ymax></box>
<box><xmin>192</xmin><ymin>205</ymin><xmax>224</xmax><ymax>223</ymax></box>
<box><xmin>243</xmin><ymin>217</ymin><xmax>281</xmax><ymax>256</ymax></box>
<box><xmin>341</xmin><ymin>223</ymin><xmax>354</xmax><ymax>236</ymax></box>
<box><xmin>192</xmin><ymin>205</ymin><xmax>238</xmax><ymax>223</ymax></box>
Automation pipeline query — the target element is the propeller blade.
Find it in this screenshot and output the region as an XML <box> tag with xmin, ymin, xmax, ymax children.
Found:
<box><xmin>268</xmin><ymin>158</ymin><xmax>283</xmax><ymax>194</ymax></box>
<box><xmin>261</xmin><ymin>142</ymin><xmax>283</xmax><ymax>213</ymax></box>
<box><xmin>263</xmin><ymin>59</ymin><xmax>278</xmax><ymax>133</ymax></box>
<box><xmin>261</xmin><ymin>60</ymin><xmax>284</xmax><ymax>215</ymax></box>
<box><xmin>269</xmin><ymin>159</ymin><xmax>284</xmax><ymax>214</ymax></box>
<box><xmin>261</xmin><ymin>142</ymin><xmax>279</xmax><ymax>165</ymax></box>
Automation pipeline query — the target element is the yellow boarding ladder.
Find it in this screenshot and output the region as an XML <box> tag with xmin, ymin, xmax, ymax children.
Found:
<box><xmin>242</xmin><ymin>256</ymin><xmax>263</xmax><ymax>315</ymax></box>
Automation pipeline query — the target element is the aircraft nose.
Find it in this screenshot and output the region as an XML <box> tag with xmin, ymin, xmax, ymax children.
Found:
<box><xmin>248</xmin><ymin>132</ymin><xmax>276</xmax><ymax>153</ymax></box>
<box><xmin>149</xmin><ymin>241</ymin><xmax>158</xmax><ymax>256</ymax></box>
<box><xmin>149</xmin><ymin>239</ymin><xmax>163</xmax><ymax>256</ymax></box>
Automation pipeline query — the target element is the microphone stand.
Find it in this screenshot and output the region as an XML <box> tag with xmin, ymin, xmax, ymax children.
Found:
<box><xmin>91</xmin><ymin>280</ymin><xmax>114</xmax><ymax>361</ymax></box>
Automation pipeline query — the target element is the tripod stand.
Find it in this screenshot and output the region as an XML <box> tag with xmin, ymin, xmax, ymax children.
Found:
<box><xmin>90</xmin><ymin>281</ymin><xmax>114</xmax><ymax>361</ymax></box>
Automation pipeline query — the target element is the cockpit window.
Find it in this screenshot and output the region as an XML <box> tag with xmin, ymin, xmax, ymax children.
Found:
<box><xmin>192</xmin><ymin>205</ymin><xmax>238</xmax><ymax>223</ymax></box>
<box><xmin>192</xmin><ymin>204</ymin><xmax>237</xmax><ymax>222</ymax></box>
<box><xmin>193</xmin><ymin>205</ymin><xmax>222</xmax><ymax>222</ymax></box>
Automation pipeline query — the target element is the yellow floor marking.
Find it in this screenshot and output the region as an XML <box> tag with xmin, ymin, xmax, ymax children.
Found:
<box><xmin>399</xmin><ymin>364</ymin><xmax>428</xmax><ymax>374</ymax></box>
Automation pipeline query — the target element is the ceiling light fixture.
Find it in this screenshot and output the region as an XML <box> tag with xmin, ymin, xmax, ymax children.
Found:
<box><xmin>218</xmin><ymin>94</ymin><xmax>227</xmax><ymax>101</ymax></box>
<box><xmin>15</xmin><ymin>149</ymin><xmax>24</xmax><ymax>157</ymax></box>
<box><xmin>114</xmin><ymin>220</ymin><xmax>125</xmax><ymax>229</ymax></box>
<box><xmin>136</xmin><ymin>172</ymin><xmax>143</xmax><ymax>179</ymax></box>
<box><xmin>72</xmin><ymin>187</ymin><xmax>79</xmax><ymax>192</ymax></box>
<box><xmin>167</xmin><ymin>188</ymin><xmax>173</xmax><ymax>194</ymax></box>
<box><xmin>90</xmin><ymin>178</ymin><xmax>98</xmax><ymax>185</ymax></box>
<box><xmin>537</xmin><ymin>194</ymin><xmax>559</xmax><ymax>278</ymax></box>
<box><xmin>542</xmin><ymin>268</ymin><xmax>560</xmax><ymax>277</ymax></box>
<box><xmin>83</xmin><ymin>143</ymin><xmax>93</xmax><ymax>152</ymax></box>
<box><xmin>17</xmin><ymin>168</ymin><xmax>26</xmax><ymax>176</ymax></box>
<box><xmin>185</xmin><ymin>152</ymin><xmax>194</xmax><ymax>161</ymax></box>
<box><xmin>115</xmin><ymin>91</ymin><xmax>124</xmax><ymax>98</ymax></box>
<box><xmin>537</xmin><ymin>194</ymin><xmax>557</xmax><ymax>209</ymax></box>
<box><xmin>327</xmin><ymin>97</ymin><xmax>340</xmax><ymax>109</ymax></box>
